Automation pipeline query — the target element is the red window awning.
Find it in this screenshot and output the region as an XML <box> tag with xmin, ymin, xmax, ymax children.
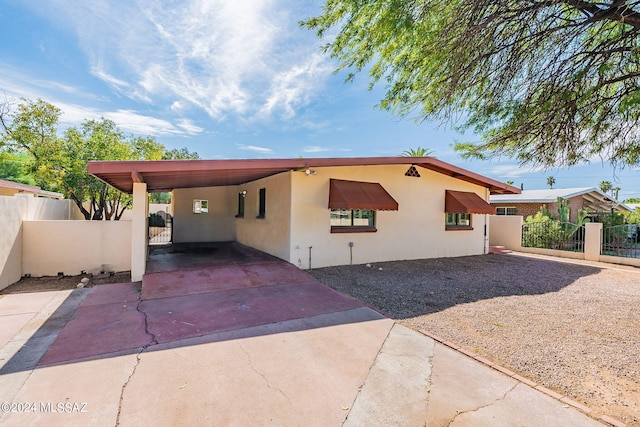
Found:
<box><xmin>328</xmin><ymin>179</ymin><xmax>399</xmax><ymax>211</ymax></box>
<box><xmin>445</xmin><ymin>190</ymin><xmax>495</xmax><ymax>214</ymax></box>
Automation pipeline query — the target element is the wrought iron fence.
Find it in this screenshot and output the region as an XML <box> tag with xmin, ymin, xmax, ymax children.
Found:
<box><xmin>521</xmin><ymin>221</ymin><xmax>585</xmax><ymax>252</ymax></box>
<box><xmin>601</xmin><ymin>224</ymin><xmax>640</xmax><ymax>258</ymax></box>
<box><xmin>148</xmin><ymin>212</ymin><xmax>172</xmax><ymax>245</ymax></box>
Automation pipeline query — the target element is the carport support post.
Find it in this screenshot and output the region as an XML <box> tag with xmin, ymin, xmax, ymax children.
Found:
<box><xmin>131</xmin><ymin>182</ymin><xmax>148</xmax><ymax>281</ymax></box>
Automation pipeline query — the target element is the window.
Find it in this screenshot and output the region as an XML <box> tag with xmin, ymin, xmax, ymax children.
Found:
<box><xmin>446</xmin><ymin>212</ymin><xmax>471</xmax><ymax>230</ymax></box>
<box><xmin>330</xmin><ymin>209</ymin><xmax>376</xmax><ymax>233</ymax></box>
<box><xmin>236</xmin><ymin>191</ymin><xmax>245</xmax><ymax>218</ymax></box>
<box><xmin>496</xmin><ymin>207</ymin><xmax>517</xmax><ymax>216</ymax></box>
<box><xmin>257</xmin><ymin>188</ymin><xmax>266</xmax><ymax>218</ymax></box>
<box><xmin>193</xmin><ymin>199</ymin><xmax>208</xmax><ymax>214</ymax></box>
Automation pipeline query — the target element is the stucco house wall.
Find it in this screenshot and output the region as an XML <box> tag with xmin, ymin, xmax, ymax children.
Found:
<box><xmin>172</xmin><ymin>186</ymin><xmax>237</xmax><ymax>243</ymax></box>
<box><xmin>288</xmin><ymin>165</ymin><xmax>490</xmax><ymax>269</ymax></box>
<box><xmin>235</xmin><ymin>172</ymin><xmax>292</xmax><ymax>262</ymax></box>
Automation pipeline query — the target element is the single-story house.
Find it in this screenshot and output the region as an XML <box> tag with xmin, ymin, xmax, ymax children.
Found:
<box><xmin>88</xmin><ymin>157</ymin><xmax>520</xmax><ymax>281</ymax></box>
<box><xmin>490</xmin><ymin>187</ymin><xmax>631</xmax><ymax>222</ymax></box>
<box><xmin>0</xmin><ymin>179</ymin><xmax>63</xmax><ymax>199</ymax></box>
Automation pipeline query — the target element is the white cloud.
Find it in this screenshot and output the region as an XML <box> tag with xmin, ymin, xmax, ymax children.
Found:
<box><xmin>487</xmin><ymin>164</ymin><xmax>544</xmax><ymax>178</ymax></box>
<box><xmin>303</xmin><ymin>146</ymin><xmax>331</xmax><ymax>153</ymax></box>
<box><xmin>237</xmin><ymin>144</ymin><xmax>274</xmax><ymax>154</ymax></box>
<box><xmin>32</xmin><ymin>0</ymin><xmax>331</xmax><ymax>122</ymax></box>
<box><xmin>57</xmin><ymin>103</ymin><xmax>187</xmax><ymax>136</ymax></box>
<box><xmin>176</xmin><ymin>119</ymin><xmax>203</xmax><ymax>135</ymax></box>
<box><xmin>259</xmin><ymin>53</ymin><xmax>333</xmax><ymax>119</ymax></box>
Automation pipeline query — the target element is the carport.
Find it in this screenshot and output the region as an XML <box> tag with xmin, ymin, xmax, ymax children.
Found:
<box><xmin>88</xmin><ymin>156</ymin><xmax>519</xmax><ymax>281</ymax></box>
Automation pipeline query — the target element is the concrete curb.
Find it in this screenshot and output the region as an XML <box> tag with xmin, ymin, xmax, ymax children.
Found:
<box><xmin>418</xmin><ymin>329</ymin><xmax>627</xmax><ymax>427</ymax></box>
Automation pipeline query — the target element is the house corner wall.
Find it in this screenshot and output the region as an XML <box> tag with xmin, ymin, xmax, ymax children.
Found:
<box><xmin>235</xmin><ymin>172</ymin><xmax>292</xmax><ymax>262</ymax></box>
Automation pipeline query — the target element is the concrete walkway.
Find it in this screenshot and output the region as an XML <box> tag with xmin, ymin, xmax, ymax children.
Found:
<box><xmin>0</xmin><ymin>249</ymin><xmax>607</xmax><ymax>426</ymax></box>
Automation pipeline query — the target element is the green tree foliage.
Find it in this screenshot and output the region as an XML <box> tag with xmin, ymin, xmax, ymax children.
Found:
<box><xmin>522</xmin><ymin>197</ymin><xmax>590</xmax><ymax>249</ymax></box>
<box><xmin>0</xmin><ymin>152</ymin><xmax>37</xmax><ymax>185</ymax></box>
<box><xmin>303</xmin><ymin>1</ymin><xmax>640</xmax><ymax>167</ymax></box>
<box><xmin>624</xmin><ymin>197</ymin><xmax>640</xmax><ymax>203</ymax></box>
<box><xmin>163</xmin><ymin>147</ymin><xmax>200</xmax><ymax>160</ymax></box>
<box><xmin>0</xmin><ymin>98</ymin><xmax>199</xmax><ymax>220</ymax></box>
<box><xmin>400</xmin><ymin>146</ymin><xmax>433</xmax><ymax>156</ymax></box>
<box><xmin>599</xmin><ymin>180</ymin><xmax>613</xmax><ymax>194</ymax></box>
<box><xmin>546</xmin><ymin>176</ymin><xmax>556</xmax><ymax>189</ymax></box>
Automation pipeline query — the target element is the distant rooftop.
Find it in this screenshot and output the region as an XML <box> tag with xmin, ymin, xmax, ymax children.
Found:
<box><xmin>490</xmin><ymin>187</ymin><xmax>631</xmax><ymax>212</ymax></box>
<box><xmin>0</xmin><ymin>179</ymin><xmax>63</xmax><ymax>199</ymax></box>
<box><xmin>490</xmin><ymin>187</ymin><xmax>600</xmax><ymax>203</ymax></box>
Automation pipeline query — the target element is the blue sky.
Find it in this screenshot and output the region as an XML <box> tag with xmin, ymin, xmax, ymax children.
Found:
<box><xmin>1</xmin><ymin>0</ymin><xmax>638</xmax><ymax>199</ymax></box>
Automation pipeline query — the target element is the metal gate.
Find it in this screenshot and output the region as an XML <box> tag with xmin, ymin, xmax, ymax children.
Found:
<box><xmin>149</xmin><ymin>211</ymin><xmax>172</xmax><ymax>245</ymax></box>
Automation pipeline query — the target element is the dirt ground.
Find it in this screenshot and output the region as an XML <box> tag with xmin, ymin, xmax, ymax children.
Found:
<box><xmin>311</xmin><ymin>253</ymin><xmax>640</xmax><ymax>426</ymax></box>
<box><xmin>0</xmin><ymin>272</ymin><xmax>131</xmax><ymax>294</ymax></box>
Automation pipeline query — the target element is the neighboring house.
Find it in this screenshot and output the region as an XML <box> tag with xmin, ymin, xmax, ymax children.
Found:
<box><xmin>490</xmin><ymin>187</ymin><xmax>631</xmax><ymax>222</ymax></box>
<box><xmin>88</xmin><ymin>157</ymin><xmax>520</xmax><ymax>281</ymax></box>
<box><xmin>0</xmin><ymin>179</ymin><xmax>63</xmax><ymax>199</ymax></box>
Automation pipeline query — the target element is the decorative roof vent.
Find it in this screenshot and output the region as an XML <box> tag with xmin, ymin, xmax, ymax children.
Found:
<box><xmin>405</xmin><ymin>165</ymin><xmax>421</xmax><ymax>177</ymax></box>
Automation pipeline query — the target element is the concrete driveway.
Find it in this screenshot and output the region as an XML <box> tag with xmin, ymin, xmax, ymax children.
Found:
<box><xmin>0</xmin><ymin>244</ymin><xmax>604</xmax><ymax>426</ymax></box>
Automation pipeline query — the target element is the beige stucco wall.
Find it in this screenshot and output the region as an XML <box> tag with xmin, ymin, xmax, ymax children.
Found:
<box><xmin>0</xmin><ymin>196</ymin><xmax>85</xmax><ymax>289</ymax></box>
<box><xmin>287</xmin><ymin>165</ymin><xmax>490</xmax><ymax>269</ymax></box>
<box><xmin>172</xmin><ymin>186</ymin><xmax>237</xmax><ymax>243</ymax></box>
<box><xmin>0</xmin><ymin>196</ymin><xmax>27</xmax><ymax>290</ymax></box>
<box><xmin>24</xmin><ymin>196</ymin><xmax>84</xmax><ymax>220</ymax></box>
<box><xmin>235</xmin><ymin>172</ymin><xmax>292</xmax><ymax>261</ymax></box>
<box><xmin>489</xmin><ymin>215</ymin><xmax>524</xmax><ymax>249</ymax></box>
<box><xmin>22</xmin><ymin>221</ymin><xmax>132</xmax><ymax>277</ymax></box>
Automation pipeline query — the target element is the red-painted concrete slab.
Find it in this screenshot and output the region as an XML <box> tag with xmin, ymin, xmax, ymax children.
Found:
<box><xmin>142</xmin><ymin>265</ymin><xmax>249</xmax><ymax>300</ymax></box>
<box><xmin>243</xmin><ymin>262</ymin><xmax>314</xmax><ymax>287</ymax></box>
<box><xmin>35</xmin><ymin>244</ymin><xmax>369</xmax><ymax>367</ymax></box>
<box><xmin>142</xmin><ymin>262</ymin><xmax>315</xmax><ymax>301</ymax></box>
<box><xmin>81</xmin><ymin>282</ymin><xmax>141</xmax><ymax>307</ymax></box>
<box><xmin>141</xmin><ymin>281</ymin><xmax>365</xmax><ymax>344</ymax></box>
<box><xmin>38</xmin><ymin>298</ymin><xmax>151</xmax><ymax>366</ymax></box>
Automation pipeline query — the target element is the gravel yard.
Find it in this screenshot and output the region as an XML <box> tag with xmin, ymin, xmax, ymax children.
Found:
<box><xmin>311</xmin><ymin>253</ymin><xmax>640</xmax><ymax>426</ymax></box>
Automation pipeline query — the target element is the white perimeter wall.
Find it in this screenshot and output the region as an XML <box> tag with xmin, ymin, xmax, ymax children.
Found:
<box><xmin>172</xmin><ymin>187</ymin><xmax>237</xmax><ymax>243</ymax></box>
<box><xmin>0</xmin><ymin>196</ymin><xmax>85</xmax><ymax>289</ymax></box>
<box><xmin>22</xmin><ymin>221</ymin><xmax>131</xmax><ymax>277</ymax></box>
<box><xmin>289</xmin><ymin>165</ymin><xmax>490</xmax><ymax>269</ymax></box>
<box><xmin>0</xmin><ymin>197</ymin><xmax>26</xmax><ymax>289</ymax></box>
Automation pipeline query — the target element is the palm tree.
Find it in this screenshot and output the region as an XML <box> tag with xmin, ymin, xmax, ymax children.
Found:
<box><xmin>546</xmin><ymin>176</ymin><xmax>556</xmax><ymax>189</ymax></box>
<box><xmin>599</xmin><ymin>180</ymin><xmax>612</xmax><ymax>195</ymax></box>
<box><xmin>613</xmin><ymin>186</ymin><xmax>621</xmax><ymax>200</ymax></box>
<box><xmin>401</xmin><ymin>147</ymin><xmax>433</xmax><ymax>156</ymax></box>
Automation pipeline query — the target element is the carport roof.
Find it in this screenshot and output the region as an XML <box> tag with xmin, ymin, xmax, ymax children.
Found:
<box><xmin>87</xmin><ymin>156</ymin><xmax>521</xmax><ymax>195</ymax></box>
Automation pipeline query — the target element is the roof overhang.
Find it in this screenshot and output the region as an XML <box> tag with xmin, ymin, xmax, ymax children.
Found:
<box><xmin>87</xmin><ymin>156</ymin><xmax>521</xmax><ymax>195</ymax></box>
<box><xmin>328</xmin><ymin>179</ymin><xmax>398</xmax><ymax>211</ymax></box>
<box><xmin>445</xmin><ymin>190</ymin><xmax>496</xmax><ymax>214</ymax></box>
